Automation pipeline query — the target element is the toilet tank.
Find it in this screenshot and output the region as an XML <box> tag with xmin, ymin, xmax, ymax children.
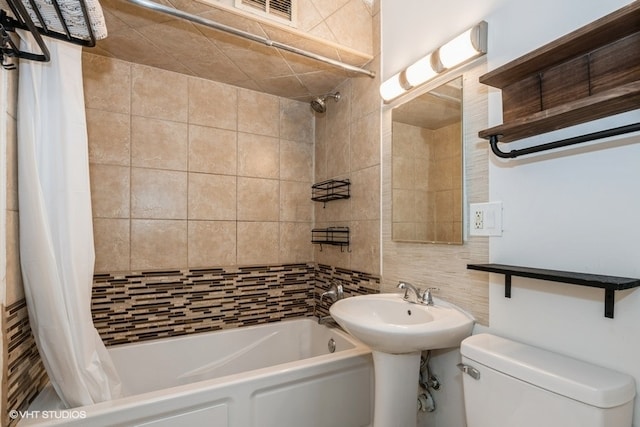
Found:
<box><xmin>460</xmin><ymin>334</ymin><xmax>635</xmax><ymax>427</ymax></box>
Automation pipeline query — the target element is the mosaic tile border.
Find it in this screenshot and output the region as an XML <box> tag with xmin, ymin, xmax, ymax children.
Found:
<box><xmin>314</xmin><ymin>264</ymin><xmax>380</xmax><ymax>318</ymax></box>
<box><xmin>92</xmin><ymin>263</ymin><xmax>316</xmax><ymax>346</ymax></box>
<box><xmin>5</xmin><ymin>300</ymin><xmax>49</xmax><ymax>427</ymax></box>
<box><xmin>1</xmin><ymin>262</ymin><xmax>380</xmax><ymax>424</ymax></box>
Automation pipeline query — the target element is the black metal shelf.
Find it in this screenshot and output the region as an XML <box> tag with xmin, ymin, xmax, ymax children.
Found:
<box><xmin>311</xmin><ymin>179</ymin><xmax>350</xmax><ymax>206</ymax></box>
<box><xmin>467</xmin><ymin>263</ymin><xmax>640</xmax><ymax>319</ymax></box>
<box><xmin>312</xmin><ymin>227</ymin><xmax>350</xmax><ymax>252</ymax></box>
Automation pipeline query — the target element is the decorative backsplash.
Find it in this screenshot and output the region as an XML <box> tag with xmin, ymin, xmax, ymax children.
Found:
<box><xmin>314</xmin><ymin>264</ymin><xmax>380</xmax><ymax>317</ymax></box>
<box><xmin>92</xmin><ymin>263</ymin><xmax>316</xmax><ymax>346</ymax></box>
<box><xmin>5</xmin><ymin>300</ymin><xmax>48</xmax><ymax>427</ymax></box>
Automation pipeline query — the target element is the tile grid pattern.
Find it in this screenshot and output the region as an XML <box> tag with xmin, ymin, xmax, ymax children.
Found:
<box><xmin>4</xmin><ymin>300</ymin><xmax>48</xmax><ymax>427</ymax></box>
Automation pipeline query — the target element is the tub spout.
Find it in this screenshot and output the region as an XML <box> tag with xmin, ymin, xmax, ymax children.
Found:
<box><xmin>315</xmin><ymin>280</ymin><xmax>344</xmax><ymax>325</ymax></box>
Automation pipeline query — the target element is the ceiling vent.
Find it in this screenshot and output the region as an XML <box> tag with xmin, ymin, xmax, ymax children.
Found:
<box><xmin>236</xmin><ymin>0</ymin><xmax>296</xmax><ymax>26</ymax></box>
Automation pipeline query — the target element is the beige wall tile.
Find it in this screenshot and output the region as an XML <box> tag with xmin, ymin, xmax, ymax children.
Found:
<box><xmin>315</xmin><ymin>196</ymin><xmax>351</xmax><ymax>224</ymax></box>
<box><xmin>237</xmin><ymin>177</ymin><xmax>279</xmax><ymax>221</ymax></box>
<box><xmin>188</xmin><ymin>173</ymin><xmax>236</xmax><ymax>220</ymax></box>
<box><xmin>131</xmin><ymin>168</ymin><xmax>187</xmax><ymax>219</ymax></box>
<box><xmin>131</xmin><ymin>116</ymin><xmax>188</xmax><ymax>170</ymax></box>
<box><xmin>351</xmin><ymin>55</ymin><xmax>380</xmax><ymax>122</ymax></box>
<box><xmin>131</xmin><ymin>219</ymin><xmax>187</xmax><ymax>270</ymax></box>
<box><xmin>280</xmin><ymin>140</ymin><xmax>313</xmax><ymax>183</ymax></box>
<box><xmin>93</xmin><ymin>218</ymin><xmax>130</xmax><ymax>272</ymax></box>
<box><xmin>87</xmin><ymin>109</ymin><xmax>131</xmax><ymax>166</ymax></box>
<box><xmin>350</xmin><ymin>219</ymin><xmax>380</xmax><ymax>275</ymax></box>
<box><xmin>325</xmin><ymin>127</ymin><xmax>350</xmax><ymax>178</ymax></box>
<box><xmin>188</xmin><ymin>78</ymin><xmax>238</xmax><ymax>130</ymax></box>
<box><xmin>237</xmin><ymin>133</ymin><xmax>279</xmax><ymax>178</ymax></box>
<box><xmin>392</xmin><ymin>156</ymin><xmax>414</xmax><ymax>190</ymax></box>
<box><xmin>237</xmin><ymin>221</ymin><xmax>279</xmax><ymax>265</ymax></box>
<box><xmin>280</xmin><ymin>181</ymin><xmax>312</xmax><ymax>222</ymax></box>
<box><xmin>351</xmin><ymin>165</ymin><xmax>380</xmax><ymax>221</ymax></box>
<box><xmin>132</xmin><ymin>64</ymin><xmax>189</xmax><ymax>122</ymax></box>
<box><xmin>83</xmin><ymin>53</ymin><xmax>131</xmax><ymax>114</ymax></box>
<box><xmin>280</xmin><ymin>222</ymin><xmax>312</xmax><ymax>263</ymax></box>
<box><xmin>188</xmin><ymin>220</ymin><xmax>236</xmax><ymax>267</ymax></box>
<box><xmin>280</xmin><ymin>98</ymin><xmax>314</xmax><ymax>142</ymax></box>
<box><xmin>351</xmin><ymin>111</ymin><xmax>380</xmax><ymax>172</ymax></box>
<box><xmin>324</xmin><ymin>0</ymin><xmax>373</xmax><ymax>55</ymax></box>
<box><xmin>90</xmin><ymin>164</ymin><xmax>130</xmax><ymax>218</ymax></box>
<box><xmin>310</xmin><ymin>0</ymin><xmax>350</xmax><ymax>20</ymax></box>
<box><xmin>314</xmin><ymin>117</ymin><xmax>328</xmax><ymax>181</ymax></box>
<box><xmin>189</xmin><ymin>125</ymin><xmax>237</xmax><ymax>175</ymax></box>
<box><xmin>238</xmin><ymin>89</ymin><xmax>279</xmax><ymax>137</ymax></box>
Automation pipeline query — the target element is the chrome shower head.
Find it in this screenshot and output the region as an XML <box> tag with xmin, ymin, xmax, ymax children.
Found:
<box><xmin>310</xmin><ymin>92</ymin><xmax>341</xmax><ymax>113</ymax></box>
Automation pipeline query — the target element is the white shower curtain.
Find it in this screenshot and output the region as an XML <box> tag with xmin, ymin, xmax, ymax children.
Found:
<box><xmin>17</xmin><ymin>32</ymin><xmax>122</xmax><ymax>407</ymax></box>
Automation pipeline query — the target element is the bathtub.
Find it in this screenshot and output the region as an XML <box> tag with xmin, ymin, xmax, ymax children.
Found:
<box><xmin>20</xmin><ymin>319</ymin><xmax>373</xmax><ymax>427</ymax></box>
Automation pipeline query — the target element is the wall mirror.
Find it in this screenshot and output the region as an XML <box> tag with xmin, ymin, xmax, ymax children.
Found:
<box><xmin>391</xmin><ymin>76</ymin><xmax>463</xmax><ymax>244</ymax></box>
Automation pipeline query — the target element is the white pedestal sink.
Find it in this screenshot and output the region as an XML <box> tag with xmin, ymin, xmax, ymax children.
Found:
<box><xmin>330</xmin><ymin>293</ymin><xmax>474</xmax><ymax>427</ymax></box>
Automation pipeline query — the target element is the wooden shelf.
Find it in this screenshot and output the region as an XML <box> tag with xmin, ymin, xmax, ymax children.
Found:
<box><xmin>479</xmin><ymin>81</ymin><xmax>640</xmax><ymax>142</ymax></box>
<box><xmin>478</xmin><ymin>2</ymin><xmax>640</xmax><ymax>151</ymax></box>
<box><xmin>467</xmin><ymin>263</ymin><xmax>640</xmax><ymax>318</ymax></box>
<box><xmin>480</xmin><ymin>3</ymin><xmax>640</xmax><ymax>89</ymax></box>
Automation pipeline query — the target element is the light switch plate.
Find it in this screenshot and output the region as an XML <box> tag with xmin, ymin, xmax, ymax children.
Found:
<box><xmin>469</xmin><ymin>202</ymin><xmax>503</xmax><ymax>236</ymax></box>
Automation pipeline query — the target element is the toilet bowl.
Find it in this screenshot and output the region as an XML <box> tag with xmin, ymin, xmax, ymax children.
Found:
<box><xmin>459</xmin><ymin>333</ymin><xmax>635</xmax><ymax>427</ymax></box>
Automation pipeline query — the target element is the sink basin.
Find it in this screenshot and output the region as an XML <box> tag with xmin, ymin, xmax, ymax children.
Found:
<box><xmin>329</xmin><ymin>293</ymin><xmax>474</xmax><ymax>354</ymax></box>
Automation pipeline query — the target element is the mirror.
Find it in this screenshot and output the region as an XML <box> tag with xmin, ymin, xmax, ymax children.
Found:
<box><xmin>392</xmin><ymin>76</ymin><xmax>463</xmax><ymax>244</ymax></box>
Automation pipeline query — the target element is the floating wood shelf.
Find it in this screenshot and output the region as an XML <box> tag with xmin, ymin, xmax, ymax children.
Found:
<box><xmin>478</xmin><ymin>2</ymin><xmax>640</xmax><ymax>154</ymax></box>
<box><xmin>467</xmin><ymin>263</ymin><xmax>640</xmax><ymax>319</ymax></box>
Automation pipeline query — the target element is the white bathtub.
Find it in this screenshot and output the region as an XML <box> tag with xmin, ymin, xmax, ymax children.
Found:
<box><xmin>20</xmin><ymin>319</ymin><xmax>373</xmax><ymax>427</ymax></box>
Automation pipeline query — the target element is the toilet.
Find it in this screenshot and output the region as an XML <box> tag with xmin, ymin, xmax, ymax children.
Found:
<box><xmin>459</xmin><ymin>333</ymin><xmax>636</xmax><ymax>427</ymax></box>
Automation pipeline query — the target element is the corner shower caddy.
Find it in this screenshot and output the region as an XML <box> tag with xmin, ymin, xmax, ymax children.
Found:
<box><xmin>467</xmin><ymin>263</ymin><xmax>640</xmax><ymax>319</ymax></box>
<box><xmin>311</xmin><ymin>227</ymin><xmax>350</xmax><ymax>252</ymax></box>
<box><xmin>311</xmin><ymin>179</ymin><xmax>351</xmax><ymax>251</ymax></box>
<box><xmin>311</xmin><ymin>179</ymin><xmax>350</xmax><ymax>206</ymax></box>
<box><xmin>478</xmin><ymin>2</ymin><xmax>640</xmax><ymax>158</ymax></box>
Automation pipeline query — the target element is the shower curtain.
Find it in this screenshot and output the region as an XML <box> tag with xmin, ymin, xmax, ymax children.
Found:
<box><xmin>17</xmin><ymin>32</ymin><xmax>122</xmax><ymax>407</ymax></box>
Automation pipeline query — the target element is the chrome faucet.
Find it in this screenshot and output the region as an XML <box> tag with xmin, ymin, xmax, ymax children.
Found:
<box><xmin>397</xmin><ymin>282</ymin><xmax>437</xmax><ymax>306</ymax></box>
<box><xmin>316</xmin><ymin>280</ymin><xmax>344</xmax><ymax>325</ymax></box>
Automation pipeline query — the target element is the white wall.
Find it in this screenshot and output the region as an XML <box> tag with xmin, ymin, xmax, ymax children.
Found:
<box><xmin>486</xmin><ymin>0</ymin><xmax>640</xmax><ymax>425</ymax></box>
<box><xmin>382</xmin><ymin>0</ymin><xmax>640</xmax><ymax>426</ymax></box>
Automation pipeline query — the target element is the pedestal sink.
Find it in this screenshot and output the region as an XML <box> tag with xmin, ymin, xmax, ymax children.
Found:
<box><xmin>330</xmin><ymin>293</ymin><xmax>474</xmax><ymax>427</ymax></box>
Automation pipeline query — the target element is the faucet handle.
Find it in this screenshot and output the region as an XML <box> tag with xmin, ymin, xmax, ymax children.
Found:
<box><xmin>422</xmin><ymin>287</ymin><xmax>440</xmax><ymax>305</ymax></box>
<box><xmin>320</xmin><ymin>281</ymin><xmax>344</xmax><ymax>305</ymax></box>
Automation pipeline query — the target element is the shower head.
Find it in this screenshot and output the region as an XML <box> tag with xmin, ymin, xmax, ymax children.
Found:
<box><xmin>310</xmin><ymin>92</ymin><xmax>341</xmax><ymax>113</ymax></box>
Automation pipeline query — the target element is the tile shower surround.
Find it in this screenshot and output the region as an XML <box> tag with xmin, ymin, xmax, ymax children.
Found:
<box><xmin>6</xmin><ymin>263</ymin><xmax>379</xmax><ymax>425</ymax></box>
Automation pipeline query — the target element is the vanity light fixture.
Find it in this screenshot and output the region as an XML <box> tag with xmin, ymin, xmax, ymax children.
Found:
<box><xmin>380</xmin><ymin>21</ymin><xmax>488</xmax><ymax>102</ymax></box>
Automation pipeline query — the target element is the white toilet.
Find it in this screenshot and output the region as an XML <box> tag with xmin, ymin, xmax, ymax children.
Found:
<box><xmin>459</xmin><ymin>333</ymin><xmax>636</xmax><ymax>427</ymax></box>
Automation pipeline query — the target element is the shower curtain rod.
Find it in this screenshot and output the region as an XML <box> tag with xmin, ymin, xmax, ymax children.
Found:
<box><xmin>125</xmin><ymin>0</ymin><xmax>376</xmax><ymax>78</ymax></box>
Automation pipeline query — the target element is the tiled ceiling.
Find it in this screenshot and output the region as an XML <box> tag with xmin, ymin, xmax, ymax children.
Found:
<box><xmin>90</xmin><ymin>0</ymin><xmax>375</xmax><ymax>101</ymax></box>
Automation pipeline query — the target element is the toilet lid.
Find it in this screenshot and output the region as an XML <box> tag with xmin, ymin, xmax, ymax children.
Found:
<box><xmin>461</xmin><ymin>334</ymin><xmax>636</xmax><ymax>408</ymax></box>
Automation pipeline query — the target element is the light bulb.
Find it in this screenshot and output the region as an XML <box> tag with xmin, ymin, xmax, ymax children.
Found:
<box><xmin>405</xmin><ymin>54</ymin><xmax>438</xmax><ymax>86</ymax></box>
<box><xmin>379</xmin><ymin>72</ymin><xmax>407</xmax><ymax>102</ymax></box>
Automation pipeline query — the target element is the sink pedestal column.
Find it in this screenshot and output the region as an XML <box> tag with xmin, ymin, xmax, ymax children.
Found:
<box><xmin>371</xmin><ymin>350</ymin><xmax>421</xmax><ymax>427</ymax></box>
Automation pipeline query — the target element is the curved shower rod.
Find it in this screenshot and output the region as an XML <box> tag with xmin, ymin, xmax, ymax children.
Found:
<box><xmin>125</xmin><ymin>0</ymin><xmax>376</xmax><ymax>78</ymax></box>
